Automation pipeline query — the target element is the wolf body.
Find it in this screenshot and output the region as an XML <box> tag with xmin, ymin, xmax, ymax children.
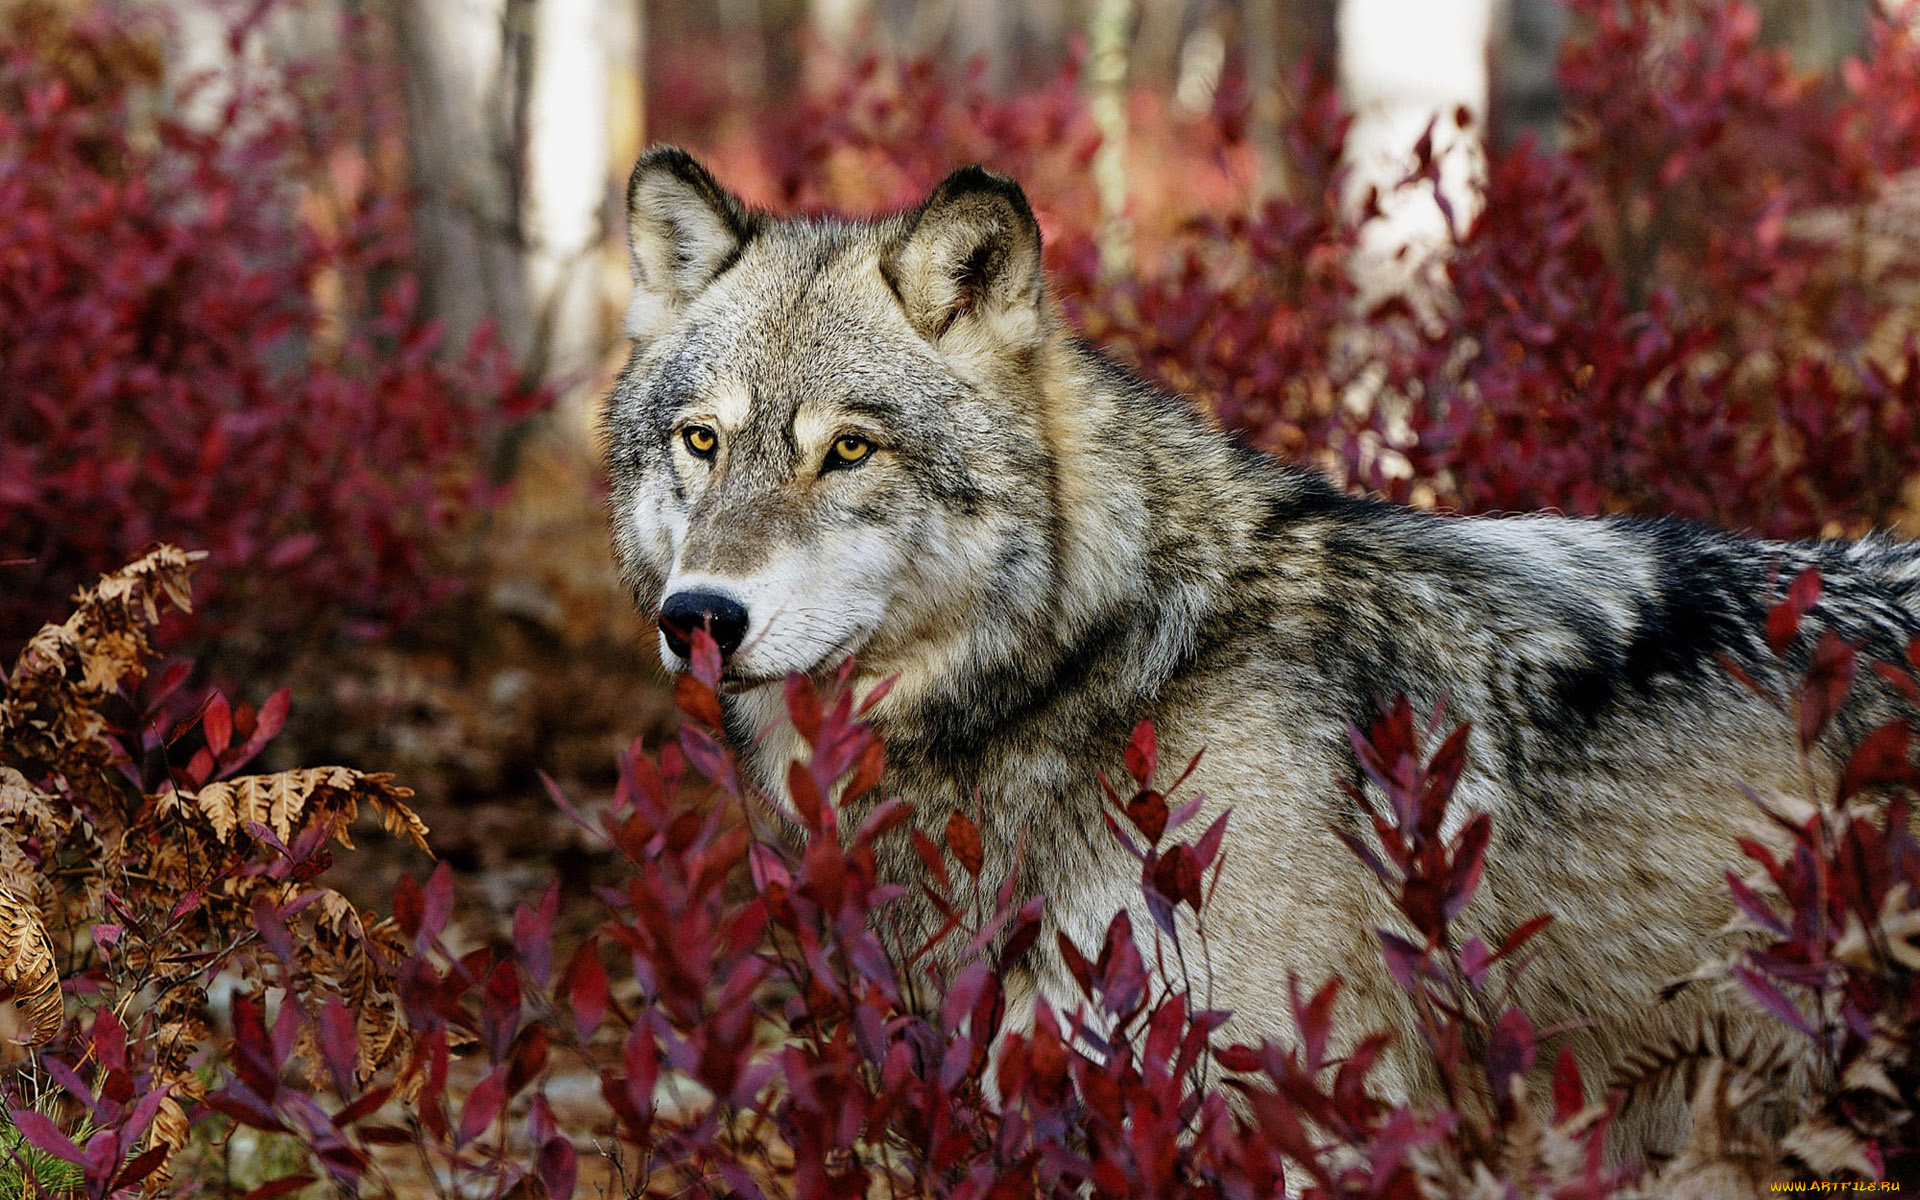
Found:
<box><xmin>603</xmin><ymin>148</ymin><xmax>1920</xmax><ymax>1154</ymax></box>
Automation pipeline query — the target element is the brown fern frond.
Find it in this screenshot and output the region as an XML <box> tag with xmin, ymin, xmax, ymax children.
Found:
<box><xmin>0</xmin><ymin>884</ymin><xmax>61</xmax><ymax>1046</ymax></box>
<box><xmin>0</xmin><ymin>545</ymin><xmax>202</xmax><ymax>814</ymax></box>
<box><xmin>177</xmin><ymin>767</ymin><xmax>428</xmax><ymax>852</ymax></box>
<box><xmin>1607</xmin><ymin>1014</ymin><xmax>1798</xmax><ymax>1112</ymax></box>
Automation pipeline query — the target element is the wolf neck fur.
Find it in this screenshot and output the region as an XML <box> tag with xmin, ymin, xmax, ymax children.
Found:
<box><xmin>861</xmin><ymin>332</ymin><xmax>1267</xmax><ymax>763</ymax></box>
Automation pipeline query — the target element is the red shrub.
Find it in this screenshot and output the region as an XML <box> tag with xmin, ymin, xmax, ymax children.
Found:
<box><xmin>1363</xmin><ymin>1</ymin><xmax>1920</xmax><ymax>536</ymax></box>
<box><xmin>0</xmin><ymin>5</ymin><xmax>545</xmax><ymax>666</ymax></box>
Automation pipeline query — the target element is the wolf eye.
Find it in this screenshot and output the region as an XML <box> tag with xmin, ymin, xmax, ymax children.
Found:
<box><xmin>682</xmin><ymin>425</ymin><xmax>718</xmax><ymax>459</ymax></box>
<box><xmin>823</xmin><ymin>435</ymin><xmax>873</xmax><ymax>472</ymax></box>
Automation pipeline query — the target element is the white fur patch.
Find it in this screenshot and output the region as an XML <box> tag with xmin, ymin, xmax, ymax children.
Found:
<box><xmin>660</xmin><ymin>535</ymin><xmax>901</xmax><ymax>684</ymax></box>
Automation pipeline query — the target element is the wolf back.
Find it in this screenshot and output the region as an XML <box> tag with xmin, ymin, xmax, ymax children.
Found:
<box><xmin>601</xmin><ymin>146</ymin><xmax>1920</xmax><ymax>1155</ymax></box>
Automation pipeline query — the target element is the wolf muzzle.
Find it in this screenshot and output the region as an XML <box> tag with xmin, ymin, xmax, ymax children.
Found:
<box><xmin>659</xmin><ymin>589</ymin><xmax>749</xmax><ymax>661</ymax></box>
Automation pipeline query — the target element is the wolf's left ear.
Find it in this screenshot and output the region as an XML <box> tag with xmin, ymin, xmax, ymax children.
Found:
<box><xmin>883</xmin><ymin>166</ymin><xmax>1046</xmax><ymax>354</ymax></box>
<box><xmin>625</xmin><ymin>147</ymin><xmax>759</xmax><ymax>341</ymax></box>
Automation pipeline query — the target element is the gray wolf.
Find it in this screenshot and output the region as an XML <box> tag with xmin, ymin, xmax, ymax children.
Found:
<box><xmin>601</xmin><ymin>146</ymin><xmax>1920</xmax><ymax>1154</ymax></box>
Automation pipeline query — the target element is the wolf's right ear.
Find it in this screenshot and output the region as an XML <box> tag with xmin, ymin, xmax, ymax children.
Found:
<box><xmin>625</xmin><ymin>147</ymin><xmax>758</xmax><ymax>342</ymax></box>
<box><xmin>883</xmin><ymin>166</ymin><xmax>1046</xmax><ymax>357</ymax></box>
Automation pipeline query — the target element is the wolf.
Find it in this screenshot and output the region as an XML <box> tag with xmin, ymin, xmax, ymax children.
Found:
<box><xmin>602</xmin><ymin>146</ymin><xmax>1920</xmax><ymax>1154</ymax></box>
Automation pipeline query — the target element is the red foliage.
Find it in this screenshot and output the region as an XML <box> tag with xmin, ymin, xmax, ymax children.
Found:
<box><xmin>1720</xmin><ymin>575</ymin><xmax>1920</xmax><ymax>1184</ymax></box>
<box><xmin>0</xmin><ymin>6</ymin><xmax>545</xmax><ymax>664</ymax></box>
<box><xmin>1362</xmin><ymin>1</ymin><xmax>1920</xmax><ymax>535</ymax></box>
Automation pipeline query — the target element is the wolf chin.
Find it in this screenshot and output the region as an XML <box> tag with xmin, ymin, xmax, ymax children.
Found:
<box><xmin>603</xmin><ymin>147</ymin><xmax>1920</xmax><ymax>1155</ymax></box>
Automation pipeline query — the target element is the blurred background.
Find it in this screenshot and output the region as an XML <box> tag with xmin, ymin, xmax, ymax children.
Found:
<box><xmin>4</xmin><ymin>0</ymin><xmax>1919</xmax><ymax>905</ymax></box>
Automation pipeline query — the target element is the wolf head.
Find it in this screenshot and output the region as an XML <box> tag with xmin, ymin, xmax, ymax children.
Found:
<box><xmin>604</xmin><ymin>148</ymin><xmax>1071</xmax><ymax>693</ymax></box>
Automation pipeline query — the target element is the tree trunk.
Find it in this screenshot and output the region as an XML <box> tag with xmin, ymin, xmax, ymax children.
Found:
<box><xmin>523</xmin><ymin>0</ymin><xmax>614</xmax><ymax>382</ymax></box>
<box><xmin>1240</xmin><ymin>0</ymin><xmax>1338</xmax><ymax>202</ymax></box>
<box><xmin>393</xmin><ymin>0</ymin><xmax>622</xmax><ymax>384</ymax></box>
<box><xmin>393</xmin><ymin>0</ymin><xmax>533</xmax><ymax>363</ymax></box>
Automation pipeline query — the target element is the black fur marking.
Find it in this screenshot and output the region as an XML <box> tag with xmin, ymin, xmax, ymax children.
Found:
<box><xmin>1549</xmin><ymin>520</ymin><xmax>1768</xmax><ymax>724</ymax></box>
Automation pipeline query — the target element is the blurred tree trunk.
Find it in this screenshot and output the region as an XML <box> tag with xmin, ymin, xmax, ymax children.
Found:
<box><xmin>1133</xmin><ymin>0</ymin><xmax>1188</xmax><ymax>87</ymax></box>
<box><xmin>1756</xmin><ymin>0</ymin><xmax>1874</xmax><ymax>69</ymax></box>
<box><xmin>1491</xmin><ymin>0</ymin><xmax>1876</xmax><ymax>151</ymax></box>
<box><xmin>394</xmin><ymin>0</ymin><xmax>533</xmax><ymax>364</ymax></box>
<box><xmin>1240</xmin><ymin>0</ymin><xmax>1337</xmax><ymax>201</ymax></box>
<box><xmin>1488</xmin><ymin>0</ymin><xmax>1566</xmax><ymax>150</ymax></box>
<box><xmin>1089</xmin><ymin>0</ymin><xmax>1134</xmax><ymax>278</ymax></box>
<box><xmin>809</xmin><ymin>0</ymin><xmax>871</xmax><ymax>47</ymax></box>
<box><xmin>393</xmin><ymin>0</ymin><xmax>622</xmax><ymax>384</ymax></box>
<box><xmin>524</xmin><ymin>0</ymin><xmax>613</xmax><ymax>382</ymax></box>
<box><xmin>952</xmin><ymin>0</ymin><xmax>1015</xmax><ymax>88</ymax></box>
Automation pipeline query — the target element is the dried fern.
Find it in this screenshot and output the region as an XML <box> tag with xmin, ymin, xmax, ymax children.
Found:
<box><xmin>166</xmin><ymin>766</ymin><xmax>429</xmax><ymax>852</ymax></box>
<box><xmin>0</xmin><ymin>548</ymin><xmax>435</xmax><ymax>1185</ymax></box>
<box><xmin>0</xmin><ymin>885</ymin><xmax>59</xmax><ymax>1047</ymax></box>
<box><xmin>1607</xmin><ymin>1013</ymin><xmax>1800</xmax><ymax>1112</ymax></box>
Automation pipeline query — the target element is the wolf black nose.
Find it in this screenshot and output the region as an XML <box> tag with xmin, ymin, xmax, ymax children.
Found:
<box><xmin>658</xmin><ymin>590</ymin><xmax>749</xmax><ymax>661</ymax></box>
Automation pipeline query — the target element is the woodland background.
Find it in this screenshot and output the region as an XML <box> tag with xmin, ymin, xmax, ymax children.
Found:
<box><xmin>4</xmin><ymin>0</ymin><xmax>1920</xmax><ymax>1195</ymax></box>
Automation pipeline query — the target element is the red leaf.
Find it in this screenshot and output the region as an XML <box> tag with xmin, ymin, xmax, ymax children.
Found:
<box><xmin>1125</xmin><ymin>788</ymin><xmax>1169</xmax><ymax>844</ymax></box>
<box><xmin>508</xmin><ymin>1025</ymin><xmax>550</xmax><ymax>1098</ymax></box>
<box><xmin>9</xmin><ymin>1110</ymin><xmax>83</xmax><ymax>1166</ymax></box>
<box><xmin>564</xmin><ymin>941</ymin><xmax>608</xmax><ymax>1041</ymax></box>
<box><xmin>334</xmin><ymin>1084</ymin><xmax>393</xmax><ymax>1127</ymax></box>
<box><xmin>1721</xmin><ymin>653</ymin><xmax>1777</xmax><ymax>704</ymax></box>
<box><xmin>392</xmin><ymin>874</ymin><xmax>424</xmax><ymax>941</ymax></box>
<box><xmin>539</xmin><ymin>771</ymin><xmax>598</xmax><ymax>840</ymax></box>
<box><xmin>688</xmin><ymin>626</ymin><xmax>723</xmax><ymax>687</ymax></box>
<box><xmin>843</xmin><ymin>738</ymin><xmax>886</xmax><ymax>803</ymax></box>
<box><xmin>421</xmin><ymin>861</ymin><xmax>454</xmax><ymax>944</ymax></box>
<box><xmin>538</xmin><ymin>1135</ymin><xmax>579</xmax><ymax>1200</ymax></box>
<box><xmin>674</xmin><ymin>673</ymin><xmax>725</xmax><ymax>730</ymax></box>
<box><xmin>1124</xmin><ymin>720</ymin><xmax>1158</xmax><ymax>785</ymax></box>
<box><xmin>318</xmin><ymin>998</ymin><xmax>357</xmax><ymax>1094</ymax></box>
<box><xmin>784</xmin><ymin>674</ymin><xmax>822</xmax><ymax>743</ymax></box>
<box><xmin>355</xmin><ymin>1124</ymin><xmax>416</xmax><ymax>1146</ymax></box>
<box><xmin>787</xmin><ymin>760</ymin><xmax>824</xmax><ymax>830</ymax></box>
<box><xmin>1767</xmin><ymin>568</ymin><xmax>1822</xmax><ymax>657</ymax></box>
<box><xmin>111</xmin><ymin>1145</ymin><xmax>170</xmax><ymax>1192</ymax></box>
<box><xmin>1551</xmin><ymin>1046</ymin><xmax>1585</xmax><ymax>1124</ymax></box>
<box><xmin>1294</xmin><ymin>977</ymin><xmax>1342</xmax><ymax>1070</ymax></box>
<box><xmin>1057</xmin><ymin>930</ymin><xmax>1095</xmax><ymax>998</ymax></box>
<box><xmin>513</xmin><ymin>884</ymin><xmax>559</xmax><ymax>989</ymax></box>
<box><xmin>1493</xmin><ymin>913</ymin><xmax>1553</xmax><ymax>962</ymax></box>
<box><xmin>455</xmin><ymin>1069</ymin><xmax>506</xmax><ymax>1149</ymax></box>
<box><xmin>1799</xmin><ymin>631</ymin><xmax>1856</xmax><ymax>750</ymax></box>
<box><xmin>481</xmin><ymin>958</ymin><xmax>522</xmax><ymax>1064</ymax></box>
<box><xmin>254</xmin><ymin>686</ymin><xmax>290</xmax><ymax>742</ymax></box>
<box><xmin>1486</xmin><ymin>1007</ymin><xmax>1535</xmax><ymax>1086</ymax></box>
<box><xmin>1214</xmin><ymin>1043</ymin><xmax>1260</xmax><ymax>1073</ymax></box>
<box><xmin>999</xmin><ymin>897</ymin><xmax>1045</xmax><ymax>970</ymax></box>
<box><xmin>204</xmin><ymin>692</ymin><xmax>232</xmax><ymax>758</ymax></box>
<box><xmin>1873</xmin><ymin>661</ymin><xmax>1920</xmax><ymax>710</ymax></box>
<box><xmin>1840</xmin><ymin>720</ymin><xmax>1916</xmax><ymax>799</ymax></box>
<box><xmin>911</xmin><ymin>829</ymin><xmax>950</xmax><ymax>890</ymax></box>
<box><xmin>946</xmin><ymin>811</ymin><xmax>984</xmax><ymax>877</ymax></box>
<box><xmin>1444</xmin><ymin>813</ymin><xmax>1491</xmax><ymax>919</ymax></box>
<box><xmin>1733</xmin><ymin>963</ymin><xmax>1814</xmax><ymax>1035</ymax></box>
<box><xmin>1789</xmin><ymin>567</ymin><xmax>1823</xmax><ymax>619</ymax></box>
<box><xmin>1152</xmin><ymin>843</ymin><xmax>1202</xmax><ymax>911</ymax></box>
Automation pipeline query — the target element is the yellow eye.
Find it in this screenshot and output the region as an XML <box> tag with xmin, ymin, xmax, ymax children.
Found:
<box><xmin>682</xmin><ymin>425</ymin><xmax>717</xmax><ymax>459</ymax></box>
<box><xmin>826</xmin><ymin>435</ymin><xmax>873</xmax><ymax>470</ymax></box>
